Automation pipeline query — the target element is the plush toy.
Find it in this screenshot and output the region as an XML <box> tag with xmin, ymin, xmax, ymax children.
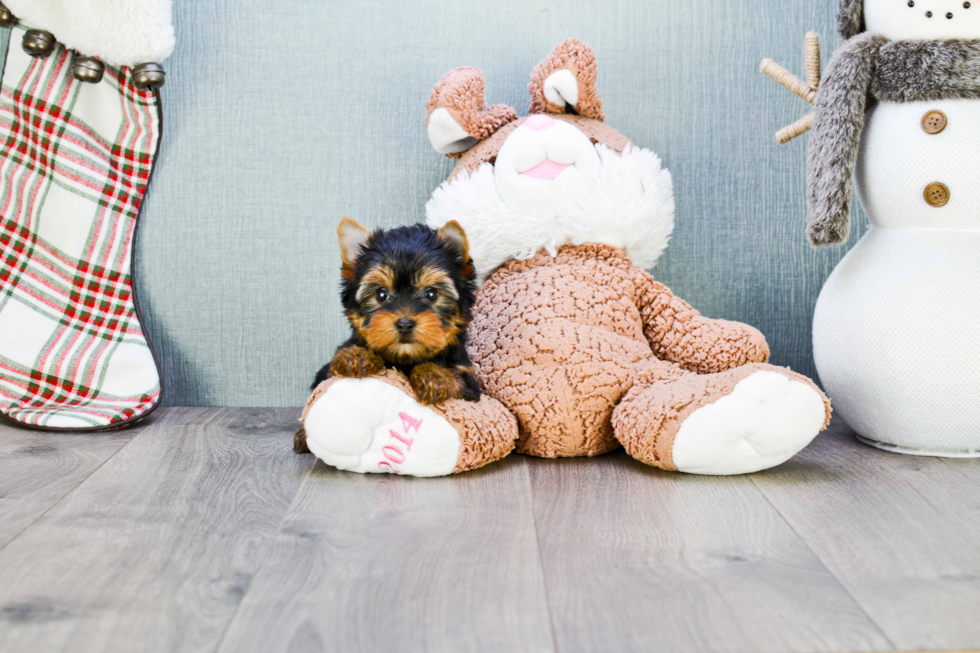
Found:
<box><xmin>0</xmin><ymin>1</ymin><xmax>171</xmax><ymax>430</ymax></box>
<box><xmin>302</xmin><ymin>39</ymin><xmax>831</xmax><ymax>477</ymax></box>
<box><xmin>764</xmin><ymin>1</ymin><xmax>980</xmax><ymax>456</ymax></box>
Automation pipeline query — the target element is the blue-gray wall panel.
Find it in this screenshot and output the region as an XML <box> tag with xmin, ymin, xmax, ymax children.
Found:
<box><xmin>2</xmin><ymin>1</ymin><xmax>866</xmax><ymax>406</ymax></box>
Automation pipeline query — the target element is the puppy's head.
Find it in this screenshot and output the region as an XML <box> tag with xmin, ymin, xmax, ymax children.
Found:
<box><xmin>337</xmin><ymin>218</ymin><xmax>476</xmax><ymax>365</ymax></box>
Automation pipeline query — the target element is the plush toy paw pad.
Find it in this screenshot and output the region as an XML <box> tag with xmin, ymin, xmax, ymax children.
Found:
<box><xmin>671</xmin><ymin>371</ymin><xmax>827</xmax><ymax>475</ymax></box>
<box><xmin>303</xmin><ymin>378</ymin><xmax>462</xmax><ymax>477</ymax></box>
<box><xmin>303</xmin><ymin>382</ymin><xmax>375</xmax><ymax>456</ymax></box>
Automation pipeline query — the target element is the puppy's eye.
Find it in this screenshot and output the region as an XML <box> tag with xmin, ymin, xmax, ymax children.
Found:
<box><xmin>375</xmin><ymin>288</ymin><xmax>389</xmax><ymax>303</ymax></box>
<box><xmin>424</xmin><ymin>288</ymin><xmax>438</xmax><ymax>302</ymax></box>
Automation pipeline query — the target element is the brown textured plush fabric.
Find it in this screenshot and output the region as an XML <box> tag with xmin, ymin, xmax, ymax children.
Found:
<box><xmin>470</xmin><ymin>246</ymin><xmax>652</xmax><ymax>457</ymax></box>
<box><xmin>528</xmin><ymin>38</ymin><xmax>605</xmax><ymax>121</ymax></box>
<box><xmin>634</xmin><ymin>268</ymin><xmax>770</xmax><ymax>373</ymax></box>
<box><xmin>467</xmin><ymin>244</ymin><xmax>822</xmax><ymax>464</ymax></box>
<box><xmin>304</xmin><ymin>245</ymin><xmax>829</xmax><ymax>472</ymax></box>
<box><xmin>442</xmin><ymin>393</ymin><xmax>519</xmax><ymax>473</ymax></box>
<box><xmin>613</xmin><ymin>362</ymin><xmax>828</xmax><ymax>470</ymax></box>
<box><xmin>426</xmin><ymin>67</ymin><xmax>519</xmax><ymax>159</ymax></box>
<box><xmin>302</xmin><ymin>369</ymin><xmax>518</xmax><ymax>474</ymax></box>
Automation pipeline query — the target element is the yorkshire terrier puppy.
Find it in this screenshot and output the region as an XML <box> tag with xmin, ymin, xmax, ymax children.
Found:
<box><xmin>295</xmin><ymin>218</ymin><xmax>479</xmax><ymax>454</ymax></box>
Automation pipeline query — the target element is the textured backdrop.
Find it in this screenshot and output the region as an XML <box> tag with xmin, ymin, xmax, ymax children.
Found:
<box><xmin>1</xmin><ymin>1</ymin><xmax>867</xmax><ymax>407</ymax></box>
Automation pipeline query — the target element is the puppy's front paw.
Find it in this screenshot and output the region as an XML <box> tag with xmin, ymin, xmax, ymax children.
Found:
<box><xmin>329</xmin><ymin>346</ymin><xmax>386</xmax><ymax>379</ymax></box>
<box><xmin>410</xmin><ymin>363</ymin><xmax>465</xmax><ymax>405</ymax></box>
<box><xmin>460</xmin><ymin>368</ymin><xmax>481</xmax><ymax>402</ymax></box>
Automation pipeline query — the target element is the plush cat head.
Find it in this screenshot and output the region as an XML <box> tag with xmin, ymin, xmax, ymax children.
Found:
<box><xmin>840</xmin><ymin>0</ymin><xmax>980</xmax><ymax>40</ymax></box>
<box><xmin>424</xmin><ymin>39</ymin><xmax>675</xmax><ymax>281</ymax></box>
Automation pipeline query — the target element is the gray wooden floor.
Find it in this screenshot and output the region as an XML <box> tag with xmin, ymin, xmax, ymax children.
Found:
<box><xmin>1</xmin><ymin>409</ymin><xmax>978</xmax><ymax>653</ymax></box>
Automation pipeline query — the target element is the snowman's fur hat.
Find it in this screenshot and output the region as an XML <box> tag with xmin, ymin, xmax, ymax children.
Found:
<box><xmin>839</xmin><ymin>0</ymin><xmax>865</xmax><ymax>40</ymax></box>
<box><xmin>3</xmin><ymin>0</ymin><xmax>174</xmax><ymax>68</ymax></box>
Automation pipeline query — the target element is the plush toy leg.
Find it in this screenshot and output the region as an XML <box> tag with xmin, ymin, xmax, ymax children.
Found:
<box><xmin>0</xmin><ymin>28</ymin><xmax>162</xmax><ymax>430</ymax></box>
<box><xmin>300</xmin><ymin>371</ymin><xmax>517</xmax><ymax>477</ymax></box>
<box><xmin>613</xmin><ymin>361</ymin><xmax>831</xmax><ymax>475</ymax></box>
<box><xmin>476</xmin><ymin>318</ymin><xmax>653</xmax><ymax>458</ymax></box>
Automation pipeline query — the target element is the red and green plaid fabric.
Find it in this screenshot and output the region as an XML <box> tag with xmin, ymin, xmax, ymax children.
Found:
<box><xmin>0</xmin><ymin>26</ymin><xmax>162</xmax><ymax>430</ymax></box>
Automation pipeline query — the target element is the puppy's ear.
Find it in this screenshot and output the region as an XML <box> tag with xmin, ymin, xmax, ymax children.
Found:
<box><xmin>438</xmin><ymin>221</ymin><xmax>470</xmax><ymax>262</ymax></box>
<box><xmin>528</xmin><ymin>39</ymin><xmax>604</xmax><ymax>121</ymax></box>
<box><xmin>338</xmin><ymin>218</ymin><xmax>371</xmax><ymax>269</ymax></box>
<box><xmin>426</xmin><ymin>67</ymin><xmax>518</xmax><ymax>157</ymax></box>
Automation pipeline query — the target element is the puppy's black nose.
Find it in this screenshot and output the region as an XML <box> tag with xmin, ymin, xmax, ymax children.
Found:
<box><xmin>395</xmin><ymin>317</ymin><xmax>416</xmax><ymax>334</ymax></box>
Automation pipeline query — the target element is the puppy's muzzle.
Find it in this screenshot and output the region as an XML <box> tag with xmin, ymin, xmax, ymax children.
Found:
<box><xmin>395</xmin><ymin>317</ymin><xmax>416</xmax><ymax>336</ymax></box>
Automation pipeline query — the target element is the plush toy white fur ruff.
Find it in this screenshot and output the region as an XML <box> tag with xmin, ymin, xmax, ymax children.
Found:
<box><xmin>5</xmin><ymin>0</ymin><xmax>174</xmax><ymax>68</ymax></box>
<box><xmin>426</xmin><ymin>144</ymin><xmax>675</xmax><ymax>280</ymax></box>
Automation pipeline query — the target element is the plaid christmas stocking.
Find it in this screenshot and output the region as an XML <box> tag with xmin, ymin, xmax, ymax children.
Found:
<box><xmin>0</xmin><ymin>25</ymin><xmax>163</xmax><ymax>430</ymax></box>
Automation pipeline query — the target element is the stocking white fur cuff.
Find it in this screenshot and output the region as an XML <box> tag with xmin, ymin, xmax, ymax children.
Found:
<box><xmin>5</xmin><ymin>0</ymin><xmax>175</xmax><ymax>68</ymax></box>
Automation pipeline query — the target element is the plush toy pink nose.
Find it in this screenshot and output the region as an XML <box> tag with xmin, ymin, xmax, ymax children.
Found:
<box><xmin>524</xmin><ymin>114</ymin><xmax>556</xmax><ymax>132</ymax></box>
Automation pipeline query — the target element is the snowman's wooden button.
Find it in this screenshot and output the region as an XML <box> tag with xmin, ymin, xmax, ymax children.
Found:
<box><xmin>921</xmin><ymin>110</ymin><xmax>947</xmax><ymax>135</ymax></box>
<box><xmin>924</xmin><ymin>182</ymin><xmax>950</xmax><ymax>208</ymax></box>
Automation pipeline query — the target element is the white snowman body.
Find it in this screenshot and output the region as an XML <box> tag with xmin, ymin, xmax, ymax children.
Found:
<box><xmin>813</xmin><ymin>0</ymin><xmax>980</xmax><ymax>455</ymax></box>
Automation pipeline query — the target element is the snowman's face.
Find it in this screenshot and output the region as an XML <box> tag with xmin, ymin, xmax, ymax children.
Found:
<box><xmin>864</xmin><ymin>0</ymin><xmax>980</xmax><ymax>39</ymax></box>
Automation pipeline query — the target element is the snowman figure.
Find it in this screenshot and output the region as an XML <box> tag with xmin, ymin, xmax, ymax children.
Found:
<box><xmin>767</xmin><ymin>0</ymin><xmax>980</xmax><ymax>456</ymax></box>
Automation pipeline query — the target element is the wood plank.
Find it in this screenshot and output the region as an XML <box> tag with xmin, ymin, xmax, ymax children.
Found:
<box><xmin>217</xmin><ymin>457</ymin><xmax>555</xmax><ymax>653</ymax></box>
<box><xmin>0</xmin><ymin>419</ymin><xmax>137</xmax><ymax>550</ymax></box>
<box><xmin>528</xmin><ymin>453</ymin><xmax>891</xmax><ymax>653</ymax></box>
<box><xmin>753</xmin><ymin>420</ymin><xmax>980</xmax><ymax>652</ymax></box>
<box><xmin>941</xmin><ymin>455</ymin><xmax>980</xmax><ymax>490</ymax></box>
<box><xmin>0</xmin><ymin>407</ymin><xmax>312</xmax><ymax>653</ymax></box>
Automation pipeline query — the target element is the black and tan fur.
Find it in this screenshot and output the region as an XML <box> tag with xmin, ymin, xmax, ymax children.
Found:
<box><xmin>295</xmin><ymin>219</ymin><xmax>480</xmax><ymax>454</ymax></box>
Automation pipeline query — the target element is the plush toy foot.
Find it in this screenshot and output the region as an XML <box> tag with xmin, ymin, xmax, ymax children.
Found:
<box><xmin>300</xmin><ymin>371</ymin><xmax>517</xmax><ymax>477</ymax></box>
<box><xmin>613</xmin><ymin>364</ymin><xmax>830</xmax><ymax>475</ymax></box>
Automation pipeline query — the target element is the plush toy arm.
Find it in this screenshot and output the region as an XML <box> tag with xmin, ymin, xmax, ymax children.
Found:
<box><xmin>806</xmin><ymin>33</ymin><xmax>884</xmax><ymax>246</ymax></box>
<box><xmin>632</xmin><ymin>268</ymin><xmax>769</xmax><ymax>374</ymax></box>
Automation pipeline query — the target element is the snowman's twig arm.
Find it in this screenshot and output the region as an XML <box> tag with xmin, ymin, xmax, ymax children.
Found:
<box><xmin>760</xmin><ymin>33</ymin><xmax>820</xmax><ymax>143</ymax></box>
<box><xmin>805</xmin><ymin>32</ymin><xmax>821</xmax><ymax>91</ymax></box>
<box><xmin>760</xmin><ymin>60</ymin><xmax>816</xmax><ymax>103</ymax></box>
<box><xmin>806</xmin><ymin>34</ymin><xmax>885</xmax><ymax>246</ymax></box>
<box><xmin>777</xmin><ymin>114</ymin><xmax>814</xmax><ymax>146</ymax></box>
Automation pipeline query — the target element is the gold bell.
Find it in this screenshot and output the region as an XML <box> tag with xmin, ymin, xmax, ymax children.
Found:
<box><xmin>0</xmin><ymin>2</ymin><xmax>17</xmax><ymax>28</ymax></box>
<box><xmin>72</xmin><ymin>55</ymin><xmax>105</xmax><ymax>83</ymax></box>
<box><xmin>132</xmin><ymin>63</ymin><xmax>165</xmax><ymax>91</ymax></box>
<box><xmin>23</xmin><ymin>29</ymin><xmax>56</xmax><ymax>58</ymax></box>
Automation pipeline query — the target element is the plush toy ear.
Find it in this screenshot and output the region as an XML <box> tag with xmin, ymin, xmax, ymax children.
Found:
<box><xmin>337</xmin><ymin>217</ymin><xmax>371</xmax><ymax>268</ymax></box>
<box><xmin>437</xmin><ymin>220</ymin><xmax>470</xmax><ymax>262</ymax></box>
<box><xmin>426</xmin><ymin>67</ymin><xmax>518</xmax><ymax>157</ymax></box>
<box><xmin>528</xmin><ymin>39</ymin><xmax>605</xmax><ymax>121</ymax></box>
<box><xmin>838</xmin><ymin>0</ymin><xmax>864</xmax><ymax>39</ymax></box>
